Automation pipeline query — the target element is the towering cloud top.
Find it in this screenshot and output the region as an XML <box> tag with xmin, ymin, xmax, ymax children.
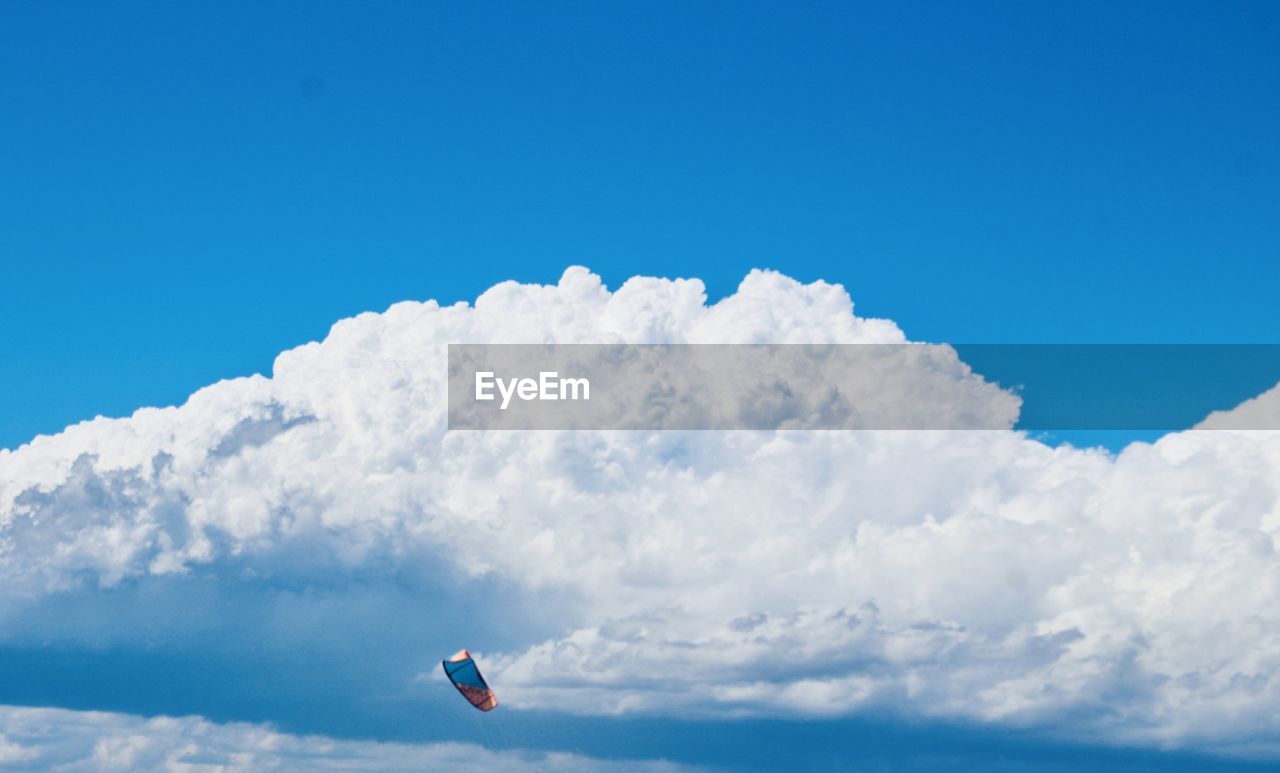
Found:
<box><xmin>1</xmin><ymin>268</ymin><xmax>1278</xmax><ymax>759</ymax></box>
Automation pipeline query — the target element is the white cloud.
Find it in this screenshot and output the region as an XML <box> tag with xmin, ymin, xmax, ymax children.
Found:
<box><xmin>0</xmin><ymin>705</ymin><xmax>691</xmax><ymax>771</ymax></box>
<box><xmin>0</xmin><ymin>268</ymin><xmax>1278</xmax><ymax>758</ymax></box>
<box><xmin>1197</xmin><ymin>382</ymin><xmax>1280</xmax><ymax>430</ymax></box>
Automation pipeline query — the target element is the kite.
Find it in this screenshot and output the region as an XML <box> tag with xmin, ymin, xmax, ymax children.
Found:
<box><xmin>442</xmin><ymin>649</ymin><xmax>499</xmax><ymax>711</ymax></box>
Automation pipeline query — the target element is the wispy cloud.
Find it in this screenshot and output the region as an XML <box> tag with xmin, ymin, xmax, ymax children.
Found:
<box><xmin>0</xmin><ymin>705</ymin><xmax>694</xmax><ymax>771</ymax></box>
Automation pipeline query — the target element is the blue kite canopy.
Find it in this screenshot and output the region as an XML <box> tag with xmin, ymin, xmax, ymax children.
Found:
<box><xmin>442</xmin><ymin>649</ymin><xmax>499</xmax><ymax>712</ymax></box>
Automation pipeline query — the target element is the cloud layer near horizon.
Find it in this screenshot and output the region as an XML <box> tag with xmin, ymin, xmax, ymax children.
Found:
<box><xmin>0</xmin><ymin>704</ymin><xmax>689</xmax><ymax>772</ymax></box>
<box><xmin>1</xmin><ymin>268</ymin><xmax>1279</xmax><ymax>759</ymax></box>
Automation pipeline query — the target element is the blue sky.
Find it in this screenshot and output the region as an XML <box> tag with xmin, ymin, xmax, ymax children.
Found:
<box><xmin>2</xmin><ymin>1</ymin><xmax>1278</xmax><ymax>449</ymax></box>
<box><xmin>2</xmin><ymin>2</ymin><xmax>1280</xmax><ymax>770</ymax></box>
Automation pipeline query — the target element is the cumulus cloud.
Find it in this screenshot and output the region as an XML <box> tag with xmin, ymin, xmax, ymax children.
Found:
<box><xmin>446</xmin><ymin>343</ymin><xmax>1020</xmax><ymax>430</ymax></box>
<box><xmin>1197</xmin><ymin>383</ymin><xmax>1280</xmax><ymax>430</ymax></box>
<box><xmin>1</xmin><ymin>268</ymin><xmax>1278</xmax><ymax>759</ymax></box>
<box><xmin>0</xmin><ymin>705</ymin><xmax>690</xmax><ymax>772</ymax></box>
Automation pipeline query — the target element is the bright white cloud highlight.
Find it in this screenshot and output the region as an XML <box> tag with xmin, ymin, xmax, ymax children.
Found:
<box><xmin>0</xmin><ymin>268</ymin><xmax>1278</xmax><ymax>758</ymax></box>
<box><xmin>0</xmin><ymin>705</ymin><xmax>690</xmax><ymax>772</ymax></box>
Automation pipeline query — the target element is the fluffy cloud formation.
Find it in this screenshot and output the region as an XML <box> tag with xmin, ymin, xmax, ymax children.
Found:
<box><xmin>1198</xmin><ymin>383</ymin><xmax>1280</xmax><ymax>430</ymax></box>
<box><xmin>447</xmin><ymin>342</ymin><xmax>1020</xmax><ymax>430</ymax></box>
<box><xmin>0</xmin><ymin>705</ymin><xmax>689</xmax><ymax>772</ymax></box>
<box><xmin>1</xmin><ymin>268</ymin><xmax>1278</xmax><ymax>759</ymax></box>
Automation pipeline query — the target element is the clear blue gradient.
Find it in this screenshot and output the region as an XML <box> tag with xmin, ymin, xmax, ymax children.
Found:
<box><xmin>3</xmin><ymin>1</ymin><xmax>1278</xmax><ymax>450</ymax></box>
<box><xmin>2</xmin><ymin>2</ymin><xmax>1279</xmax><ymax>768</ymax></box>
